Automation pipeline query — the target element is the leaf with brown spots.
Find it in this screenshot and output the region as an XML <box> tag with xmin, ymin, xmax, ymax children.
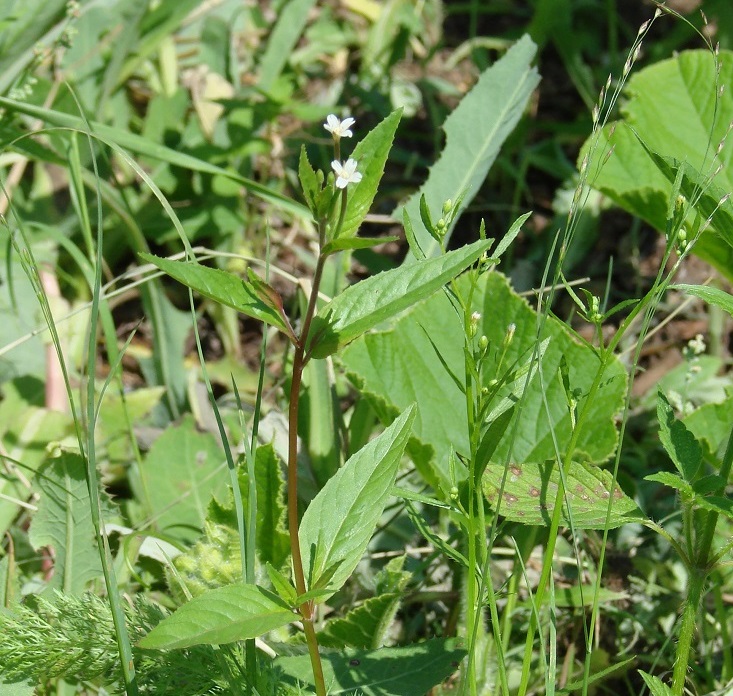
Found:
<box><xmin>482</xmin><ymin>460</ymin><xmax>643</xmax><ymax>529</ymax></box>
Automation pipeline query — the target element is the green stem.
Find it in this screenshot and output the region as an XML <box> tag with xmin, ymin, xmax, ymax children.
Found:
<box><xmin>671</xmin><ymin>570</ymin><xmax>705</xmax><ymax>694</ymax></box>
<box><xmin>516</xmin><ymin>351</ymin><xmax>612</xmax><ymax>695</ymax></box>
<box><xmin>671</xmin><ymin>422</ymin><xmax>733</xmax><ymax>694</ymax></box>
<box><xmin>287</xmin><ymin>251</ymin><xmax>327</xmax><ymax>696</ymax></box>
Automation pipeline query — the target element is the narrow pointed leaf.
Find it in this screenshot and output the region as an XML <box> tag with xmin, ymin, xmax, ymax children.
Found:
<box><xmin>482</xmin><ymin>460</ymin><xmax>643</xmax><ymax>529</ymax></box>
<box><xmin>402</xmin><ymin>209</ymin><xmax>426</xmax><ymax>260</ymax></box>
<box><xmin>322</xmin><ymin>235</ymin><xmax>399</xmax><ymax>255</ymax></box>
<box><xmin>639</xmin><ymin>671</ymin><xmax>674</xmax><ymax>696</ymax></box>
<box><xmin>338</xmin><ymin>110</ymin><xmax>402</xmax><ymax>239</ymax></box>
<box><xmin>307</xmin><ymin>239</ymin><xmax>491</xmax><ymax>358</ymax></box>
<box><xmin>298</xmin><ymin>145</ymin><xmax>319</xmax><ymax>213</ymax></box>
<box><xmin>140</xmin><ymin>253</ymin><xmax>294</xmax><ymax>340</ymax></box>
<box><xmin>672</xmin><ymin>283</ymin><xmax>733</xmax><ymax>318</ymax></box>
<box><xmin>299</xmin><ymin>405</ymin><xmax>416</xmax><ymax>597</ymax></box>
<box><xmin>138</xmin><ymin>583</ymin><xmax>294</xmax><ymax>649</ymax></box>
<box><xmin>493</xmin><ymin>211</ymin><xmax>531</xmax><ymax>260</ymax></box>
<box><xmin>559</xmin><ymin>657</ymin><xmax>636</xmax><ymax>693</ymax></box>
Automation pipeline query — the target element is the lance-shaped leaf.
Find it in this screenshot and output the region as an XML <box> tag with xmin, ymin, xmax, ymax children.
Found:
<box><xmin>482</xmin><ymin>460</ymin><xmax>643</xmax><ymax>529</ymax></box>
<box><xmin>306</xmin><ymin>239</ymin><xmax>491</xmax><ymax>358</ymax></box>
<box><xmin>140</xmin><ymin>253</ymin><xmax>296</xmax><ymax>342</ymax></box>
<box><xmin>299</xmin><ymin>405</ymin><xmax>416</xmax><ymax>597</ymax></box>
<box><xmin>322</xmin><ymin>235</ymin><xmax>399</xmax><ymax>256</ymax></box>
<box><xmin>673</xmin><ymin>284</ymin><xmax>733</xmax><ymax>318</ymax></box>
<box><xmin>138</xmin><ymin>583</ymin><xmax>295</xmax><ymax>650</ymax></box>
<box><xmin>298</xmin><ymin>145</ymin><xmax>320</xmax><ymax>215</ymax></box>
<box><xmin>394</xmin><ymin>35</ymin><xmax>540</xmax><ymax>259</ymax></box>
<box><xmin>337</xmin><ymin>109</ymin><xmax>402</xmax><ymax>240</ymax></box>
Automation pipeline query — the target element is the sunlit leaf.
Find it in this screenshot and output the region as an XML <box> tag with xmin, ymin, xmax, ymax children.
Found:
<box><xmin>138</xmin><ymin>583</ymin><xmax>294</xmax><ymax>649</ymax></box>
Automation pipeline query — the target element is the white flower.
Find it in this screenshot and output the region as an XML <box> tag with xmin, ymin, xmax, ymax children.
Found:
<box><xmin>324</xmin><ymin>114</ymin><xmax>355</xmax><ymax>139</ymax></box>
<box><xmin>331</xmin><ymin>159</ymin><xmax>362</xmax><ymax>189</ymax></box>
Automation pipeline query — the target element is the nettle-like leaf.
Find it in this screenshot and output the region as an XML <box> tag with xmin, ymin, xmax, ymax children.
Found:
<box><xmin>275</xmin><ymin>637</ymin><xmax>466</xmax><ymax>696</ymax></box>
<box><xmin>298</xmin><ymin>405</ymin><xmax>415</xmax><ymax>598</ymax></box>
<box><xmin>338</xmin><ymin>109</ymin><xmax>402</xmax><ymax>240</ymax></box>
<box><xmin>580</xmin><ymin>49</ymin><xmax>733</xmax><ymax>280</ymax></box>
<box><xmin>168</xmin><ymin>444</ymin><xmax>288</xmax><ymax>600</ymax></box>
<box><xmin>307</xmin><ymin>239</ymin><xmax>491</xmax><ymax>359</ymax></box>
<box><xmin>482</xmin><ymin>459</ymin><xmax>642</xmax><ymax>529</ymax></box>
<box><xmin>683</xmin><ymin>394</ymin><xmax>733</xmax><ymax>460</ymax></box>
<box><xmin>0</xmin><ymin>378</ymin><xmax>70</xmax><ymax>536</ymax></box>
<box><xmin>341</xmin><ymin>272</ymin><xmax>626</xmax><ymax>493</ymax></box>
<box><xmin>139</xmin><ymin>253</ymin><xmax>296</xmax><ymax>342</ymax></box>
<box><xmin>28</xmin><ymin>453</ymin><xmax>109</xmax><ymax>594</ymax></box>
<box><xmin>136</xmin><ymin>415</ymin><xmax>228</xmax><ymax>544</ymax></box>
<box><xmin>138</xmin><ymin>583</ymin><xmax>294</xmax><ymax>650</ymax></box>
<box><xmin>657</xmin><ymin>391</ymin><xmax>702</xmax><ymax>482</ymax></box>
<box><xmin>317</xmin><ymin>556</ymin><xmax>411</xmax><ymax>649</ymax></box>
<box><xmin>394</xmin><ymin>35</ymin><xmax>540</xmax><ymax>259</ymax></box>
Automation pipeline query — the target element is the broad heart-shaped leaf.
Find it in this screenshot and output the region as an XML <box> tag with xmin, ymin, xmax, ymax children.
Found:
<box><xmin>137</xmin><ymin>583</ymin><xmax>294</xmax><ymax>649</ymax></box>
<box><xmin>394</xmin><ymin>35</ymin><xmax>540</xmax><ymax>260</ymax></box>
<box><xmin>298</xmin><ymin>405</ymin><xmax>416</xmax><ymax>597</ymax></box>
<box><xmin>28</xmin><ymin>454</ymin><xmax>107</xmax><ymax>594</ymax></box>
<box><xmin>307</xmin><ymin>239</ymin><xmax>491</xmax><ymax>359</ymax></box>
<box><xmin>657</xmin><ymin>391</ymin><xmax>702</xmax><ymax>482</ymax></box>
<box><xmin>580</xmin><ymin>49</ymin><xmax>733</xmax><ymax>280</ymax></box>
<box><xmin>341</xmin><ymin>272</ymin><xmax>626</xmax><ymax>494</ymax></box>
<box><xmin>275</xmin><ymin>638</ymin><xmax>466</xmax><ymax>695</ymax></box>
<box><xmin>136</xmin><ymin>415</ymin><xmax>228</xmax><ymax>544</ymax></box>
<box><xmin>140</xmin><ymin>253</ymin><xmax>295</xmax><ymax>341</ymax></box>
<box><xmin>338</xmin><ymin>109</ymin><xmax>402</xmax><ymax>240</ymax></box>
<box><xmin>482</xmin><ymin>460</ymin><xmax>642</xmax><ymax>529</ymax></box>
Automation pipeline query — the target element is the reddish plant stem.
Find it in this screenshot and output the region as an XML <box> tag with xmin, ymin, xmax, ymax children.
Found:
<box><xmin>287</xmin><ymin>251</ymin><xmax>327</xmax><ymax>695</ymax></box>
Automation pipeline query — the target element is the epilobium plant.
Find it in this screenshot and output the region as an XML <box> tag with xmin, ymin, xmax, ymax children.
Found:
<box><xmin>137</xmin><ymin>112</ymin><xmax>497</xmax><ymax>695</ymax></box>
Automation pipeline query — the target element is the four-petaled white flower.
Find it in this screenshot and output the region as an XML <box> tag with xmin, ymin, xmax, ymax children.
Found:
<box><xmin>324</xmin><ymin>114</ymin><xmax>355</xmax><ymax>139</ymax></box>
<box><xmin>331</xmin><ymin>159</ymin><xmax>362</xmax><ymax>189</ymax></box>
